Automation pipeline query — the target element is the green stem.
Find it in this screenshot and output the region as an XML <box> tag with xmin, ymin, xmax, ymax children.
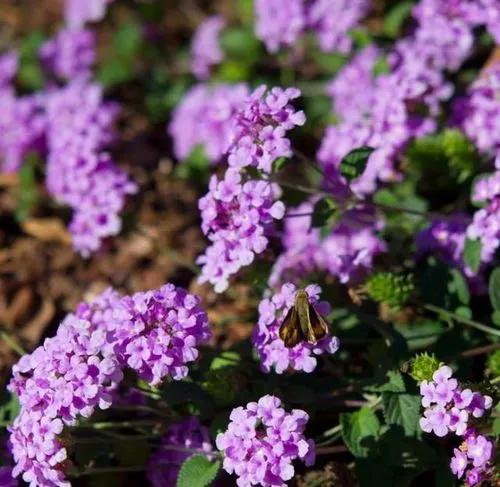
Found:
<box><xmin>71</xmin><ymin>465</ymin><xmax>146</xmax><ymax>478</ymax></box>
<box><xmin>76</xmin><ymin>420</ymin><xmax>159</xmax><ymax>430</ymax></box>
<box><xmin>0</xmin><ymin>330</ymin><xmax>26</xmax><ymax>356</ymax></box>
<box><xmin>424</xmin><ymin>304</ymin><xmax>500</xmax><ymax>337</ymax></box>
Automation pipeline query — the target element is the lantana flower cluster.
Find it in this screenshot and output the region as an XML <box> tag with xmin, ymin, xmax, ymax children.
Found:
<box><xmin>254</xmin><ymin>0</ymin><xmax>370</xmax><ymax>54</ymax></box>
<box><xmin>419</xmin><ymin>365</ymin><xmax>494</xmax><ymax>486</ymax></box>
<box><xmin>253</xmin><ymin>283</ymin><xmax>339</xmax><ymax>373</ymax></box>
<box><xmin>45</xmin><ymin>79</ymin><xmax>137</xmax><ymax>256</ymax></box>
<box><xmin>65</xmin><ymin>0</ymin><xmax>114</xmax><ymax>28</ymax></box>
<box><xmin>169</xmin><ymin>83</ymin><xmax>249</xmax><ymax>163</ymax></box>
<box><xmin>0</xmin><ymin>52</ymin><xmax>46</xmax><ymax>174</ymax></box>
<box><xmin>227</xmin><ymin>85</ymin><xmax>305</xmax><ymax>174</ymax></box>
<box><xmin>269</xmin><ymin>203</ymin><xmax>386</xmax><ymax>288</ymax></box>
<box><xmin>147</xmin><ymin>417</ymin><xmax>213</xmax><ymax>487</ymax></box>
<box><xmin>452</xmin><ymin>63</ymin><xmax>500</xmax><ymax>156</ymax></box>
<box><xmin>39</xmin><ymin>28</ymin><xmax>96</xmax><ymax>80</ymax></box>
<box><xmin>320</xmin><ymin>0</ymin><xmax>498</xmax><ymax>197</ymax></box>
<box><xmin>467</xmin><ymin>160</ymin><xmax>500</xmax><ymax>265</ymax></box>
<box><xmin>450</xmin><ymin>430</ymin><xmax>496</xmax><ymax>486</ymax></box>
<box><xmin>190</xmin><ymin>15</ymin><xmax>226</xmax><ymax>80</ymax></box>
<box><xmin>197</xmin><ymin>169</ymin><xmax>285</xmax><ymax>293</ymax></box>
<box><xmin>8</xmin><ymin>285</ymin><xmax>211</xmax><ymax>486</ymax></box>
<box><xmin>216</xmin><ymin>395</ymin><xmax>315</xmax><ymax>487</ymax></box>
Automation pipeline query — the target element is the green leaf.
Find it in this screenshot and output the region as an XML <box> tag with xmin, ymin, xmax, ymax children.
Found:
<box><xmin>18</xmin><ymin>32</ymin><xmax>45</xmax><ymax>91</ymax></box>
<box><xmin>383</xmin><ymin>1</ymin><xmax>413</xmax><ymax>38</ymax></box>
<box><xmin>210</xmin><ymin>351</ymin><xmax>241</xmax><ymax>370</ymax></box>
<box><xmin>0</xmin><ymin>390</ymin><xmax>20</xmax><ymax>426</ymax></box>
<box><xmin>15</xmin><ymin>154</ymin><xmax>39</xmax><ymax>222</ymax></box>
<box><xmin>161</xmin><ymin>381</ymin><xmax>213</xmax><ymax>409</ymax></box>
<box><xmin>492</xmin><ymin>310</ymin><xmax>500</xmax><ymax>326</ymax></box>
<box><xmin>367</xmin><ymin>370</ymin><xmax>406</xmax><ymax>393</ymax></box>
<box><xmin>382</xmin><ymin>392</ymin><xmax>421</xmax><ymax>436</ymax></box>
<box><xmin>177</xmin><ymin>455</ymin><xmax>220</xmax><ymax>487</ymax></box>
<box><xmin>220</xmin><ymin>27</ymin><xmax>260</xmax><ymax>62</ymax></box>
<box><xmin>489</xmin><ymin>268</ymin><xmax>500</xmax><ymax>311</ymax></box>
<box><xmin>339</xmin><ymin>147</ymin><xmax>374</xmax><ymax>181</ymax></box>
<box><xmin>340</xmin><ymin>407</ymin><xmax>380</xmax><ymax>458</ymax></box>
<box><xmin>448</xmin><ymin>269</ymin><xmax>470</xmax><ymax>305</ymax></box>
<box><xmin>311</xmin><ymin>197</ymin><xmax>337</xmax><ymax>228</ymax></box>
<box><xmin>463</xmin><ymin>238</ymin><xmax>482</xmax><ymax>273</ymax></box>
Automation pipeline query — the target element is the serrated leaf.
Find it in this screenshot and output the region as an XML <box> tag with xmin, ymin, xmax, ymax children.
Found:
<box><xmin>463</xmin><ymin>238</ymin><xmax>482</xmax><ymax>273</ymax></box>
<box><xmin>339</xmin><ymin>147</ymin><xmax>374</xmax><ymax>181</ymax></box>
<box><xmin>177</xmin><ymin>455</ymin><xmax>220</xmax><ymax>487</ymax></box>
<box><xmin>340</xmin><ymin>407</ymin><xmax>380</xmax><ymax>458</ymax></box>
<box><xmin>489</xmin><ymin>268</ymin><xmax>500</xmax><ymax>311</ymax></box>
<box><xmin>367</xmin><ymin>370</ymin><xmax>406</xmax><ymax>393</ymax></box>
<box><xmin>311</xmin><ymin>197</ymin><xmax>336</xmax><ymax>228</ymax></box>
<box><xmin>382</xmin><ymin>392</ymin><xmax>421</xmax><ymax>436</ymax></box>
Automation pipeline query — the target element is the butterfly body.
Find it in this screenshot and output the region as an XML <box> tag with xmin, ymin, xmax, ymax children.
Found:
<box><xmin>279</xmin><ymin>289</ymin><xmax>329</xmax><ymax>348</ymax></box>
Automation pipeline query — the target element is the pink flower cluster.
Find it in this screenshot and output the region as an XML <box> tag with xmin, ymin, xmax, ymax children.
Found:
<box><xmin>198</xmin><ymin>169</ymin><xmax>285</xmax><ymax>293</ymax></box>
<box><xmin>39</xmin><ymin>28</ymin><xmax>96</xmax><ymax>80</ymax></box>
<box><xmin>65</xmin><ymin>0</ymin><xmax>114</xmax><ymax>28</ymax></box>
<box><xmin>169</xmin><ymin>83</ymin><xmax>249</xmax><ymax>163</ymax></box>
<box><xmin>190</xmin><ymin>15</ymin><xmax>225</xmax><ymax>80</ymax></box>
<box><xmin>8</xmin><ymin>284</ymin><xmax>211</xmax><ymax>486</ymax></box>
<box><xmin>111</xmin><ymin>284</ymin><xmax>212</xmax><ymax>385</ymax></box>
<box><xmin>147</xmin><ymin>417</ymin><xmax>213</xmax><ymax>487</ymax></box>
<box><xmin>227</xmin><ymin>86</ymin><xmax>305</xmax><ymax>174</ymax></box>
<box><xmin>45</xmin><ymin>79</ymin><xmax>136</xmax><ymax>256</ymax></box>
<box><xmin>467</xmin><ymin>160</ymin><xmax>500</xmax><ymax>265</ymax></box>
<box><xmin>450</xmin><ymin>431</ymin><xmax>495</xmax><ymax>486</ymax></box>
<box><xmin>0</xmin><ymin>52</ymin><xmax>46</xmax><ymax>174</ymax></box>
<box><xmin>452</xmin><ymin>63</ymin><xmax>500</xmax><ymax>157</ymax></box>
<box><xmin>216</xmin><ymin>395</ymin><xmax>315</xmax><ymax>487</ymax></box>
<box><xmin>269</xmin><ymin>203</ymin><xmax>386</xmax><ymax>288</ymax></box>
<box><xmin>419</xmin><ymin>365</ymin><xmax>494</xmax><ymax>486</ymax></box>
<box><xmin>320</xmin><ymin>0</ymin><xmax>499</xmax><ymax>197</ymax></box>
<box><xmin>254</xmin><ymin>0</ymin><xmax>370</xmax><ymax>54</ymax></box>
<box><xmin>253</xmin><ymin>283</ymin><xmax>339</xmax><ymax>373</ymax></box>
<box><xmin>8</xmin><ymin>289</ymin><xmax>123</xmax><ymax>487</ymax></box>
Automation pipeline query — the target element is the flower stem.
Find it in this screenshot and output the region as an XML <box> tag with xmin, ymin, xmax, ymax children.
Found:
<box><xmin>424</xmin><ymin>304</ymin><xmax>500</xmax><ymax>337</ymax></box>
<box><xmin>0</xmin><ymin>330</ymin><xmax>26</xmax><ymax>356</ymax></box>
<box><xmin>76</xmin><ymin>419</ymin><xmax>160</xmax><ymax>430</ymax></box>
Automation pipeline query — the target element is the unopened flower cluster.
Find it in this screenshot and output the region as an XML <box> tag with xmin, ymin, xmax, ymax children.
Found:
<box><xmin>253</xmin><ymin>283</ymin><xmax>339</xmax><ymax>373</ymax></box>
<box><xmin>419</xmin><ymin>365</ymin><xmax>494</xmax><ymax>486</ymax></box>
<box><xmin>147</xmin><ymin>417</ymin><xmax>213</xmax><ymax>487</ymax></box>
<box><xmin>8</xmin><ymin>285</ymin><xmax>210</xmax><ymax>486</ymax></box>
<box><xmin>254</xmin><ymin>0</ymin><xmax>370</xmax><ymax>54</ymax></box>
<box><xmin>216</xmin><ymin>395</ymin><xmax>315</xmax><ymax>487</ymax></box>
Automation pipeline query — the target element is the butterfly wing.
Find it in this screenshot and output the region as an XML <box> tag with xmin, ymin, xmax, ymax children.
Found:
<box><xmin>307</xmin><ymin>303</ymin><xmax>329</xmax><ymax>343</ymax></box>
<box><xmin>279</xmin><ymin>305</ymin><xmax>304</xmax><ymax>348</ymax></box>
